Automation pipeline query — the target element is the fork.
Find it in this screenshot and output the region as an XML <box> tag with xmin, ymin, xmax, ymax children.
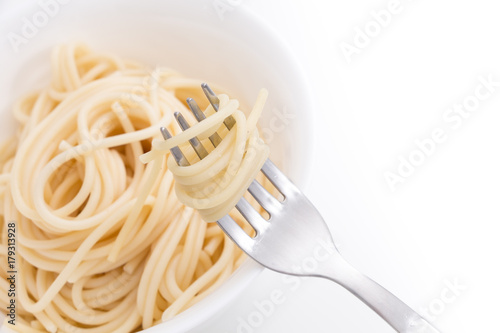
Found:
<box><xmin>160</xmin><ymin>84</ymin><xmax>440</xmax><ymax>333</ymax></box>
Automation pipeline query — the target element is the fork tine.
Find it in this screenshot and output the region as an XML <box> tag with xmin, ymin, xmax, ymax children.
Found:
<box><xmin>217</xmin><ymin>215</ymin><xmax>254</xmax><ymax>251</ymax></box>
<box><xmin>186</xmin><ymin>97</ymin><xmax>206</xmax><ymax>121</ymax></box>
<box><xmin>187</xmin><ymin>97</ymin><xmax>222</xmax><ymax>147</ymax></box>
<box><xmin>235</xmin><ymin>197</ymin><xmax>268</xmax><ymax>233</ymax></box>
<box><xmin>201</xmin><ymin>83</ymin><xmax>220</xmax><ymax>111</ymax></box>
<box><xmin>260</xmin><ymin>159</ymin><xmax>299</xmax><ymax>198</ymax></box>
<box><xmin>247</xmin><ymin>180</ymin><xmax>281</xmax><ymax>216</ymax></box>
<box><xmin>160</xmin><ymin>126</ymin><xmax>171</xmax><ymax>140</ymax></box>
<box><xmin>174</xmin><ymin>112</ymin><xmax>209</xmax><ymax>159</ymax></box>
<box><xmin>160</xmin><ymin>126</ymin><xmax>190</xmax><ymax>167</ymax></box>
<box><xmin>201</xmin><ymin>83</ymin><xmax>236</xmax><ymax>129</ymax></box>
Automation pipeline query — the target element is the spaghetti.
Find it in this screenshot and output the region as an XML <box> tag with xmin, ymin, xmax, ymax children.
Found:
<box><xmin>0</xmin><ymin>43</ymin><xmax>268</xmax><ymax>332</ymax></box>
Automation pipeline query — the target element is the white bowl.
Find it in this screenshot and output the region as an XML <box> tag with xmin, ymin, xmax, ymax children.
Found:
<box><xmin>0</xmin><ymin>0</ymin><xmax>314</xmax><ymax>331</ymax></box>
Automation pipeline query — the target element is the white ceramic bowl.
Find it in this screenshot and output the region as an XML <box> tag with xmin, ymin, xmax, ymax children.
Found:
<box><xmin>0</xmin><ymin>0</ymin><xmax>314</xmax><ymax>331</ymax></box>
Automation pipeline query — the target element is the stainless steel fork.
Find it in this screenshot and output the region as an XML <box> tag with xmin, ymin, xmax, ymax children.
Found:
<box><xmin>160</xmin><ymin>84</ymin><xmax>440</xmax><ymax>333</ymax></box>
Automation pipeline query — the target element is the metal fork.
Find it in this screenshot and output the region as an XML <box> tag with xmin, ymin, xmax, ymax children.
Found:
<box><xmin>160</xmin><ymin>84</ymin><xmax>440</xmax><ymax>333</ymax></box>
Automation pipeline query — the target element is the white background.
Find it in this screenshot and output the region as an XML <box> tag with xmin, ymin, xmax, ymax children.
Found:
<box><xmin>190</xmin><ymin>0</ymin><xmax>499</xmax><ymax>332</ymax></box>
<box><xmin>2</xmin><ymin>0</ymin><xmax>499</xmax><ymax>332</ymax></box>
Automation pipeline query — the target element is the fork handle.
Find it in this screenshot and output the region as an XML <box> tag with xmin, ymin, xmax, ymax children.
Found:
<box><xmin>322</xmin><ymin>256</ymin><xmax>439</xmax><ymax>333</ymax></box>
